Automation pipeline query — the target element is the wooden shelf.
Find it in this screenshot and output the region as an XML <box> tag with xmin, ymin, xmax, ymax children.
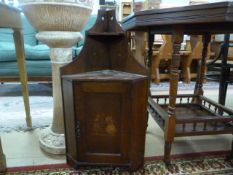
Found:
<box><xmin>148</xmin><ymin>94</ymin><xmax>233</xmax><ymax>137</ymax></box>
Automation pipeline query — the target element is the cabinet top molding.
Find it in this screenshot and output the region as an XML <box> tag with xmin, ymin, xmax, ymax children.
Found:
<box><xmin>121</xmin><ymin>1</ymin><xmax>233</xmax><ymax>35</ymax></box>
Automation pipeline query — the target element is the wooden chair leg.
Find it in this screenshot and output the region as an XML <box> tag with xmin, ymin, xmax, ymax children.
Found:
<box><xmin>164</xmin><ymin>141</ymin><xmax>172</xmax><ymax>166</ymax></box>
<box><xmin>151</xmin><ymin>56</ymin><xmax>161</xmax><ymax>84</ymax></box>
<box><xmin>154</xmin><ymin>67</ymin><xmax>160</xmax><ymax>84</ymax></box>
<box><xmin>13</xmin><ymin>29</ymin><xmax>32</xmax><ymax>128</ymax></box>
<box><xmin>0</xmin><ymin>137</ymin><xmax>6</xmax><ymax>173</ymax></box>
<box><xmin>181</xmin><ymin>56</ymin><xmax>192</xmax><ymax>84</ymax></box>
<box><xmin>183</xmin><ymin>67</ymin><xmax>191</xmax><ymax>84</ymax></box>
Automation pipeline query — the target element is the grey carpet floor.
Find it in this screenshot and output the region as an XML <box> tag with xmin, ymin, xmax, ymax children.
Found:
<box><xmin>1</xmin><ymin>81</ymin><xmax>233</xmax><ymax>96</ymax></box>
<box><xmin>150</xmin><ymin>81</ymin><xmax>233</xmax><ymax>91</ymax></box>
<box><xmin>0</xmin><ymin>81</ymin><xmax>232</xmax><ymax>132</ymax></box>
<box><xmin>0</xmin><ymin>83</ymin><xmax>53</xmax><ymax>132</ymax></box>
<box><xmin>0</xmin><ymin>83</ymin><xmax>52</xmax><ymax>96</ymax></box>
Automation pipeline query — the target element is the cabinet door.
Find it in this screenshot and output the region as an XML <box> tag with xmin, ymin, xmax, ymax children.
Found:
<box><xmin>75</xmin><ymin>81</ymin><xmax>131</xmax><ymax>165</ymax></box>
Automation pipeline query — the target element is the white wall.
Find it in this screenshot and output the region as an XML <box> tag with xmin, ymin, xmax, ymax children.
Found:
<box><xmin>161</xmin><ymin>0</ymin><xmax>233</xmax><ymax>8</ymax></box>
<box><xmin>92</xmin><ymin>0</ymin><xmax>99</xmax><ymax>14</ymax></box>
<box><xmin>6</xmin><ymin>0</ymin><xmax>233</xmax><ymax>11</ymax></box>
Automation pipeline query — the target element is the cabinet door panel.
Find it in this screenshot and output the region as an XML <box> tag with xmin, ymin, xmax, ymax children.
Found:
<box><xmin>75</xmin><ymin>82</ymin><xmax>130</xmax><ymax>164</ymax></box>
<box><xmin>85</xmin><ymin>93</ymin><xmax>122</xmax><ymax>154</ymax></box>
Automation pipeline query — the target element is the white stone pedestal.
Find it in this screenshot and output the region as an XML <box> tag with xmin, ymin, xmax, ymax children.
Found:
<box><xmin>36</xmin><ymin>31</ymin><xmax>82</xmax><ymax>154</ymax></box>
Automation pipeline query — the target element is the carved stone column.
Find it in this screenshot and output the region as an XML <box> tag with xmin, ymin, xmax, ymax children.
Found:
<box><xmin>36</xmin><ymin>31</ymin><xmax>82</xmax><ymax>154</ymax></box>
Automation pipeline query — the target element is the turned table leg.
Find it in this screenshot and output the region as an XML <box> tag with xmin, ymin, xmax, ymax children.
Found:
<box><xmin>13</xmin><ymin>29</ymin><xmax>32</xmax><ymax>128</ymax></box>
<box><xmin>194</xmin><ymin>34</ymin><xmax>211</xmax><ymax>103</ymax></box>
<box><xmin>218</xmin><ymin>34</ymin><xmax>230</xmax><ymax>106</ymax></box>
<box><xmin>164</xmin><ymin>31</ymin><xmax>183</xmax><ymax>165</ymax></box>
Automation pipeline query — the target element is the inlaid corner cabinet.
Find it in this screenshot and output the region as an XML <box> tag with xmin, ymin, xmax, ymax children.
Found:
<box><xmin>61</xmin><ymin>9</ymin><xmax>149</xmax><ymax>171</ymax></box>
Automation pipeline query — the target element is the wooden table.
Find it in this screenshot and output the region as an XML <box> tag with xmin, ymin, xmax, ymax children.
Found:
<box><xmin>122</xmin><ymin>1</ymin><xmax>233</xmax><ymax>165</ymax></box>
<box><xmin>0</xmin><ymin>2</ymin><xmax>32</xmax><ymax>127</ymax></box>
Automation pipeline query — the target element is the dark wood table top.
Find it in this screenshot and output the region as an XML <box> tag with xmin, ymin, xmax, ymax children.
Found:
<box><xmin>121</xmin><ymin>1</ymin><xmax>233</xmax><ymax>35</ymax></box>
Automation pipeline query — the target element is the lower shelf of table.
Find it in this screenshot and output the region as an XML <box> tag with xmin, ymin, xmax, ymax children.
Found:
<box><xmin>148</xmin><ymin>94</ymin><xmax>233</xmax><ymax>137</ymax></box>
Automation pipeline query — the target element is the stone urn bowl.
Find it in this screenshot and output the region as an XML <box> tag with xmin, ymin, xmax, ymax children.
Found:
<box><xmin>20</xmin><ymin>1</ymin><xmax>93</xmax><ymax>32</ymax></box>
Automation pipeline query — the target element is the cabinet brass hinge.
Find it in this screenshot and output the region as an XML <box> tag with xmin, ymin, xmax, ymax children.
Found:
<box><xmin>76</xmin><ymin>121</ymin><xmax>81</xmax><ymax>138</ymax></box>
